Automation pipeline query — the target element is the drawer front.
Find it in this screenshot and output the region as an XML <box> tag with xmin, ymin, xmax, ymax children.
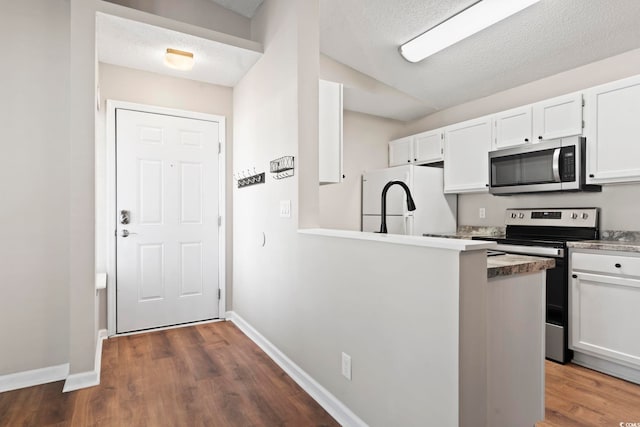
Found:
<box><xmin>572</xmin><ymin>252</ymin><xmax>640</xmax><ymax>276</ymax></box>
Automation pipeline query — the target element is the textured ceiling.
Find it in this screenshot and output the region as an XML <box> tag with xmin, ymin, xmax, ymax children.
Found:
<box><xmin>320</xmin><ymin>0</ymin><xmax>640</xmax><ymax>120</ymax></box>
<box><xmin>97</xmin><ymin>13</ymin><xmax>261</xmax><ymax>87</ymax></box>
<box><xmin>207</xmin><ymin>0</ymin><xmax>264</xmax><ymax>18</ymax></box>
<box><xmin>97</xmin><ymin>0</ymin><xmax>640</xmax><ymax>122</ymax></box>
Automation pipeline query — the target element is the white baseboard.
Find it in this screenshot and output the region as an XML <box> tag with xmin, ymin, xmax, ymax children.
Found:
<box><xmin>573</xmin><ymin>351</ymin><xmax>640</xmax><ymax>385</ymax></box>
<box><xmin>63</xmin><ymin>329</ymin><xmax>108</xmax><ymax>393</ymax></box>
<box><xmin>226</xmin><ymin>311</ymin><xmax>368</xmax><ymax>427</ymax></box>
<box><xmin>0</xmin><ymin>363</ymin><xmax>70</xmax><ymax>393</ymax></box>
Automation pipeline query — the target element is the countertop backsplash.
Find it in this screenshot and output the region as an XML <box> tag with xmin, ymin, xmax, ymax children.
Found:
<box><xmin>456</xmin><ymin>225</ymin><xmax>505</xmax><ymax>238</ymax></box>
<box><xmin>600</xmin><ymin>230</ymin><xmax>640</xmax><ymax>242</ymax></box>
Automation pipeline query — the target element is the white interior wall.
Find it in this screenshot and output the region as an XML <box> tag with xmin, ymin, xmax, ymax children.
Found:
<box><xmin>96</xmin><ymin>63</ymin><xmax>234</xmax><ymax>328</ymax></box>
<box><xmin>103</xmin><ymin>0</ymin><xmax>252</xmax><ymax>39</ymax></box>
<box><xmin>402</xmin><ymin>47</ymin><xmax>640</xmax><ymax>231</ymax></box>
<box><xmin>233</xmin><ymin>0</ymin><xmax>464</xmax><ymax>424</ymax></box>
<box><xmin>70</xmin><ymin>0</ymin><xmax>98</xmax><ymax>375</ymax></box>
<box><xmin>0</xmin><ymin>0</ymin><xmax>71</xmax><ymax>375</ymax></box>
<box><xmin>319</xmin><ymin>111</ymin><xmax>402</xmax><ymax>230</ymax></box>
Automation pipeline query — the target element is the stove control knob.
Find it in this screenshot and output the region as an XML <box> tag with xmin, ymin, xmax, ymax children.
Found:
<box><xmin>581</xmin><ymin>212</ymin><xmax>589</xmax><ymax>220</ymax></box>
<box><xmin>511</xmin><ymin>213</ymin><xmax>517</xmax><ymax>219</ymax></box>
<box><xmin>518</xmin><ymin>213</ymin><xmax>525</xmax><ymax>219</ymax></box>
<box><xmin>571</xmin><ymin>212</ymin><xmax>578</xmax><ymax>219</ymax></box>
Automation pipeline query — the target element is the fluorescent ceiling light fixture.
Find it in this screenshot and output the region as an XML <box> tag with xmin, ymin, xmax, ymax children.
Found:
<box><xmin>399</xmin><ymin>0</ymin><xmax>541</xmax><ymax>63</ymax></box>
<box><xmin>164</xmin><ymin>48</ymin><xmax>195</xmax><ymax>70</ymax></box>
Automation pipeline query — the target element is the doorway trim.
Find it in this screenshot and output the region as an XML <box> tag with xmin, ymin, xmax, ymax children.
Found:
<box><xmin>105</xmin><ymin>100</ymin><xmax>226</xmax><ymax>336</ymax></box>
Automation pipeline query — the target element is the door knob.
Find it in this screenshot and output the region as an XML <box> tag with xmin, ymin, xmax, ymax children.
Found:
<box><xmin>121</xmin><ymin>229</ymin><xmax>137</xmax><ymax>238</ymax></box>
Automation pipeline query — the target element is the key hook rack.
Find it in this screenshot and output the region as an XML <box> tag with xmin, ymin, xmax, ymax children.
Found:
<box><xmin>270</xmin><ymin>156</ymin><xmax>295</xmax><ymax>180</ymax></box>
<box><xmin>234</xmin><ymin>167</ymin><xmax>265</xmax><ymax>188</ymax></box>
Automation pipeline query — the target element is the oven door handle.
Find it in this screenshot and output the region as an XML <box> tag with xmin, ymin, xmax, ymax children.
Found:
<box><xmin>552</xmin><ymin>148</ymin><xmax>561</xmax><ymax>182</ymax></box>
<box><xmin>493</xmin><ymin>243</ymin><xmax>564</xmax><ymax>258</ymax></box>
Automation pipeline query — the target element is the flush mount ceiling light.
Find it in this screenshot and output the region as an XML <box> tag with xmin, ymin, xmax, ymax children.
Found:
<box><xmin>399</xmin><ymin>0</ymin><xmax>541</xmax><ymax>63</ymax></box>
<box><xmin>164</xmin><ymin>48</ymin><xmax>195</xmax><ymax>71</ymax></box>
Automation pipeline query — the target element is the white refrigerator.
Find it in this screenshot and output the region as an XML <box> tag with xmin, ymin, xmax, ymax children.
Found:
<box><xmin>362</xmin><ymin>165</ymin><xmax>457</xmax><ymax>235</ymax></box>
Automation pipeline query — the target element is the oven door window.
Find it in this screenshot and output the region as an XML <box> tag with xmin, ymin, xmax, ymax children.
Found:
<box><xmin>491</xmin><ymin>148</ymin><xmax>558</xmax><ymax>187</ymax></box>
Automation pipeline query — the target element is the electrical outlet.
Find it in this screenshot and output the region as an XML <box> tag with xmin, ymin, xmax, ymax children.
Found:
<box><xmin>341</xmin><ymin>352</ymin><xmax>352</xmax><ymax>380</ymax></box>
<box><xmin>479</xmin><ymin>207</ymin><xmax>486</xmax><ymax>219</ymax></box>
<box><xmin>279</xmin><ymin>200</ymin><xmax>291</xmax><ymax>218</ymax></box>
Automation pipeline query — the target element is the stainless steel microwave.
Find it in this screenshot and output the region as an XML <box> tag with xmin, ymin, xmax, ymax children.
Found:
<box><xmin>489</xmin><ymin>136</ymin><xmax>601</xmax><ymax>195</ymax></box>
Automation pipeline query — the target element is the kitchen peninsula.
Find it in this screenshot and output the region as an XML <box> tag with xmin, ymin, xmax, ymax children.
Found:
<box><xmin>296</xmin><ymin>229</ymin><xmax>553</xmax><ymax>427</ymax></box>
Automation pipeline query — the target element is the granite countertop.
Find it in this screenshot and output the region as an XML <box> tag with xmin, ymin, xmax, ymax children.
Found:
<box><xmin>487</xmin><ymin>254</ymin><xmax>556</xmax><ymax>279</ymax></box>
<box><xmin>567</xmin><ymin>230</ymin><xmax>640</xmax><ymax>253</ymax></box>
<box><xmin>422</xmin><ymin>225</ymin><xmax>506</xmax><ymax>240</ymax></box>
<box><xmin>567</xmin><ymin>240</ymin><xmax>640</xmax><ymax>253</ymax></box>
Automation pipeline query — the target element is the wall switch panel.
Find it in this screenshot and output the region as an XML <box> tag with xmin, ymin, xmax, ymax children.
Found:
<box><xmin>341</xmin><ymin>352</ymin><xmax>352</xmax><ymax>380</ymax></box>
<box><xmin>479</xmin><ymin>207</ymin><xmax>486</xmax><ymax>219</ymax></box>
<box><xmin>279</xmin><ymin>200</ymin><xmax>291</xmax><ymax>218</ymax></box>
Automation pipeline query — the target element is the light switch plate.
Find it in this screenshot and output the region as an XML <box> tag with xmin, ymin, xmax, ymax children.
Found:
<box><xmin>280</xmin><ymin>200</ymin><xmax>291</xmax><ymax>218</ymax></box>
<box><xmin>341</xmin><ymin>352</ymin><xmax>352</xmax><ymax>380</ymax></box>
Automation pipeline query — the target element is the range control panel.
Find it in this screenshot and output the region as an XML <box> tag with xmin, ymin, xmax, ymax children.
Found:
<box><xmin>504</xmin><ymin>208</ymin><xmax>599</xmax><ymax>228</ymax></box>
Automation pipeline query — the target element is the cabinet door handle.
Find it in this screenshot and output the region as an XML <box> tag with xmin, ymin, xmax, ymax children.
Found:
<box><xmin>572</xmin><ymin>274</ymin><xmax>578</xmax><ymax>279</ymax></box>
<box><xmin>524</xmin><ymin>138</ymin><xmax>529</xmax><ymax>142</ymax></box>
<box><xmin>589</xmin><ymin>174</ymin><xmax>595</xmax><ymax>178</ymax></box>
<box><xmin>538</xmin><ymin>136</ymin><xmax>543</xmax><ymax>140</ymax></box>
<box><xmin>615</xmin><ymin>263</ymin><xmax>622</xmax><ymax>268</ymax></box>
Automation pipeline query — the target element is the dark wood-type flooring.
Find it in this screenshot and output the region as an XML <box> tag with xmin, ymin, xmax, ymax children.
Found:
<box><xmin>2</xmin><ymin>321</ymin><xmax>640</xmax><ymax>426</ymax></box>
<box><xmin>0</xmin><ymin>321</ymin><xmax>339</xmax><ymax>426</ymax></box>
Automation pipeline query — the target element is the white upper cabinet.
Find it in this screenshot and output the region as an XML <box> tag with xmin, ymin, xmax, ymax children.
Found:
<box><xmin>493</xmin><ymin>105</ymin><xmax>532</xmax><ymax>149</ymax></box>
<box><xmin>493</xmin><ymin>93</ymin><xmax>583</xmax><ymax>150</ymax></box>
<box><xmin>414</xmin><ymin>129</ymin><xmax>444</xmax><ymax>164</ymax></box>
<box><xmin>532</xmin><ymin>92</ymin><xmax>583</xmax><ymax>141</ymax></box>
<box><xmin>444</xmin><ymin>116</ymin><xmax>492</xmax><ymax>193</ymax></box>
<box><xmin>389</xmin><ymin>136</ymin><xmax>413</xmax><ymax>166</ymax></box>
<box><xmin>585</xmin><ymin>75</ymin><xmax>640</xmax><ymax>184</ymax></box>
<box><xmin>319</xmin><ymin>79</ymin><xmax>343</xmax><ymax>184</ymax></box>
<box><xmin>389</xmin><ymin>129</ymin><xmax>444</xmax><ymax>166</ymax></box>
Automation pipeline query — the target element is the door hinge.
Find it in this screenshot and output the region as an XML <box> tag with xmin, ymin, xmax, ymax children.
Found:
<box><xmin>218</xmin><ymin>216</ymin><xmax>222</xmax><ymax>227</ymax></box>
<box><xmin>582</xmin><ymin>120</ymin><xmax>585</xmax><ymax>129</ymax></box>
<box><xmin>218</xmin><ymin>288</ymin><xmax>221</xmax><ymax>300</ymax></box>
<box><xmin>218</xmin><ymin>142</ymin><xmax>221</xmax><ymax>154</ymax></box>
<box><xmin>582</xmin><ymin>98</ymin><xmax>585</xmax><ymax>107</ymax></box>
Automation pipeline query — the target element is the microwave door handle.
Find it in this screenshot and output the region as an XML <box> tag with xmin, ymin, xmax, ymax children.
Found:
<box><xmin>552</xmin><ymin>148</ymin><xmax>561</xmax><ymax>182</ymax></box>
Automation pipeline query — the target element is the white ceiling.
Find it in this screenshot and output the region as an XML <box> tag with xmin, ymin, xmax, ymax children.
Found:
<box><xmin>96</xmin><ymin>13</ymin><xmax>261</xmax><ymax>87</ymax></box>
<box><xmin>320</xmin><ymin>0</ymin><xmax>640</xmax><ymax>120</ymax></box>
<box><xmin>98</xmin><ymin>1</ymin><xmax>640</xmax><ymax>122</ymax></box>
<box><xmin>207</xmin><ymin>0</ymin><xmax>264</xmax><ymax>18</ymax></box>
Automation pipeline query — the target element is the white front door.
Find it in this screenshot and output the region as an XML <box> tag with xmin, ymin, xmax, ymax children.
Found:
<box><xmin>116</xmin><ymin>108</ymin><xmax>220</xmax><ymax>333</ymax></box>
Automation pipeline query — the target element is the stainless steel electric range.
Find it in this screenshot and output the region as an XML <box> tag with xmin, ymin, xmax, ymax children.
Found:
<box><xmin>474</xmin><ymin>208</ymin><xmax>599</xmax><ymax>364</ymax></box>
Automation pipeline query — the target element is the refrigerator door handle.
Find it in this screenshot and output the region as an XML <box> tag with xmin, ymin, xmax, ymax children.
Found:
<box><xmin>403</xmin><ymin>213</ymin><xmax>414</xmax><ymax>235</ymax></box>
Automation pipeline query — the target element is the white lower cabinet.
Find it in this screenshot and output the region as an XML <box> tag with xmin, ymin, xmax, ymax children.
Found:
<box><xmin>570</xmin><ymin>249</ymin><xmax>640</xmax><ymax>378</ymax></box>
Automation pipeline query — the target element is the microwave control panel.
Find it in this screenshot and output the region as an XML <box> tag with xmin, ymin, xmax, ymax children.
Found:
<box><xmin>560</xmin><ymin>146</ymin><xmax>576</xmax><ymax>182</ymax></box>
